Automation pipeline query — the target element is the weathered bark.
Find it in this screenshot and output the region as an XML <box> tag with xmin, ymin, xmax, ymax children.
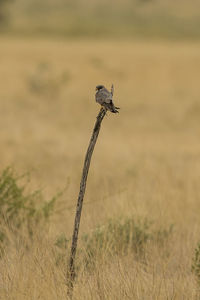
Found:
<box><xmin>68</xmin><ymin>107</ymin><xmax>107</xmax><ymax>295</ymax></box>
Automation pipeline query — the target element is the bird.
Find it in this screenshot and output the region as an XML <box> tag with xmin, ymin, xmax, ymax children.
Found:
<box><xmin>95</xmin><ymin>84</ymin><xmax>120</xmax><ymax>113</ymax></box>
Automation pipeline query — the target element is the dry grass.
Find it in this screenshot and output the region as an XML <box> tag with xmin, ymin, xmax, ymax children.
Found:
<box><xmin>5</xmin><ymin>0</ymin><xmax>200</xmax><ymax>39</ymax></box>
<box><xmin>1</xmin><ymin>36</ymin><xmax>200</xmax><ymax>299</ymax></box>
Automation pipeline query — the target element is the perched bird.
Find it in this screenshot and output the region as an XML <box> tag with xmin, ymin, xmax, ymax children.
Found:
<box><xmin>95</xmin><ymin>84</ymin><xmax>120</xmax><ymax>113</ymax></box>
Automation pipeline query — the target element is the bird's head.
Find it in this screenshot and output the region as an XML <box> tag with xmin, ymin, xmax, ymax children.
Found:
<box><xmin>96</xmin><ymin>85</ymin><xmax>104</xmax><ymax>91</ymax></box>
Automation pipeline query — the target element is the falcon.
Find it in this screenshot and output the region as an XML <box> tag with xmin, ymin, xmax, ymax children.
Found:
<box><xmin>95</xmin><ymin>84</ymin><xmax>120</xmax><ymax>113</ymax></box>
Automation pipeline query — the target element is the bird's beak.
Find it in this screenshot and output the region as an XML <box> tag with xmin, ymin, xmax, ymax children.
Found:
<box><xmin>95</xmin><ymin>87</ymin><xmax>98</xmax><ymax>91</ymax></box>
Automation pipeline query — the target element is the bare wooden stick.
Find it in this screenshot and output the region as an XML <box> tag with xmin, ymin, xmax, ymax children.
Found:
<box><xmin>68</xmin><ymin>107</ymin><xmax>107</xmax><ymax>295</ymax></box>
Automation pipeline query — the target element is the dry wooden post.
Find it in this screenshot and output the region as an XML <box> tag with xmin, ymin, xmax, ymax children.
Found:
<box><xmin>68</xmin><ymin>107</ymin><xmax>107</xmax><ymax>295</ymax></box>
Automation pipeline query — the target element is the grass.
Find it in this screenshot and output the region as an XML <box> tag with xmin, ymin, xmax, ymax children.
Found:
<box><xmin>3</xmin><ymin>0</ymin><xmax>200</xmax><ymax>39</ymax></box>
<box><xmin>192</xmin><ymin>243</ymin><xmax>200</xmax><ymax>288</ymax></box>
<box><xmin>0</xmin><ymin>36</ymin><xmax>200</xmax><ymax>298</ymax></box>
<box><xmin>0</xmin><ymin>167</ymin><xmax>60</xmax><ymax>256</ymax></box>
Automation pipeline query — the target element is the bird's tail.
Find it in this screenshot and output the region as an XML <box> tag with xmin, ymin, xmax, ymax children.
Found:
<box><xmin>111</xmin><ymin>106</ymin><xmax>120</xmax><ymax>113</ymax></box>
<box><xmin>106</xmin><ymin>101</ymin><xmax>120</xmax><ymax>113</ymax></box>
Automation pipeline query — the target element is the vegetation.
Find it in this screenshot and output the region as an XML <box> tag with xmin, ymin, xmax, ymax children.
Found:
<box><xmin>1</xmin><ymin>37</ymin><xmax>200</xmax><ymax>298</ymax></box>
<box><xmin>0</xmin><ymin>166</ymin><xmax>174</xmax><ymax>298</ymax></box>
<box><xmin>1</xmin><ymin>3</ymin><xmax>200</xmax><ymax>296</ymax></box>
<box><xmin>27</xmin><ymin>63</ymin><xmax>70</xmax><ymax>98</ymax></box>
<box><xmin>4</xmin><ymin>0</ymin><xmax>200</xmax><ymax>39</ymax></box>
<box><xmin>192</xmin><ymin>243</ymin><xmax>200</xmax><ymax>287</ymax></box>
<box><xmin>0</xmin><ymin>167</ymin><xmax>58</xmax><ymax>255</ymax></box>
<box><xmin>0</xmin><ymin>0</ymin><xmax>12</xmax><ymax>24</ymax></box>
<box><xmin>81</xmin><ymin>218</ymin><xmax>173</xmax><ymax>264</ymax></box>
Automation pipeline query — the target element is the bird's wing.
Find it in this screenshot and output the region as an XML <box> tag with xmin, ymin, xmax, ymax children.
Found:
<box><xmin>100</xmin><ymin>88</ymin><xmax>113</xmax><ymax>104</ymax></box>
<box><xmin>95</xmin><ymin>92</ymin><xmax>104</xmax><ymax>104</ymax></box>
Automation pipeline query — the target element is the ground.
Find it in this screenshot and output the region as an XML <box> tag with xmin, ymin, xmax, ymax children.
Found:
<box><xmin>0</xmin><ymin>36</ymin><xmax>200</xmax><ymax>299</ymax></box>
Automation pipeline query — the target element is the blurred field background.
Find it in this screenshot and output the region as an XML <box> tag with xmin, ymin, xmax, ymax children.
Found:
<box><xmin>1</xmin><ymin>0</ymin><xmax>200</xmax><ymax>299</ymax></box>
<box><xmin>1</xmin><ymin>0</ymin><xmax>200</xmax><ymax>39</ymax></box>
